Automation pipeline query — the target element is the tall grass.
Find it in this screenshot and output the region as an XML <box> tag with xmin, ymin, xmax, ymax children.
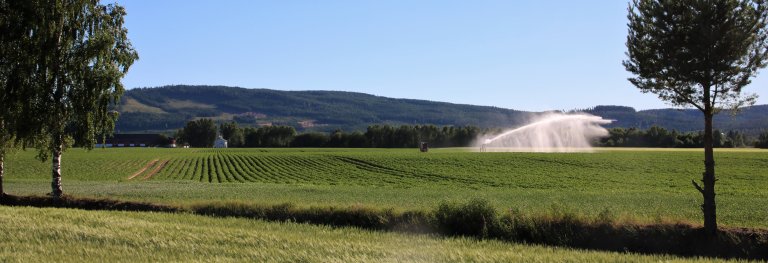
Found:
<box><xmin>2</xmin><ymin>206</ymin><xmax>722</xmax><ymax>262</ymax></box>
<box><xmin>3</xmin><ymin>194</ymin><xmax>766</xmax><ymax>260</ymax></box>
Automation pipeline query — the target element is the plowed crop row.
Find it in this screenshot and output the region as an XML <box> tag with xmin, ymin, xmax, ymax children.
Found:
<box><xmin>149</xmin><ymin>151</ymin><xmax>724</xmax><ymax>189</ymax></box>
<box><xmin>144</xmin><ymin>153</ymin><xmax>486</xmax><ymax>186</ymax></box>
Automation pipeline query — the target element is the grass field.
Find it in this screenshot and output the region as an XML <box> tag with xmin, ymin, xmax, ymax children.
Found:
<box><xmin>0</xmin><ymin>206</ymin><xmax>736</xmax><ymax>262</ymax></box>
<box><xmin>3</xmin><ymin>147</ymin><xmax>767</xmax><ymax>228</ymax></box>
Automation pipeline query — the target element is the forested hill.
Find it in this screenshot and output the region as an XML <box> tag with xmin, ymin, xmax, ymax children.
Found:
<box><xmin>584</xmin><ymin>105</ymin><xmax>768</xmax><ymax>135</ymax></box>
<box><xmin>116</xmin><ymin>85</ymin><xmax>527</xmax><ymax>132</ymax></box>
<box><xmin>115</xmin><ymin>85</ymin><xmax>768</xmax><ymax>134</ymax></box>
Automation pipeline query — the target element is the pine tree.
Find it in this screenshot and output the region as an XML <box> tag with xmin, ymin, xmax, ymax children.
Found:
<box><xmin>624</xmin><ymin>0</ymin><xmax>768</xmax><ymax>235</ymax></box>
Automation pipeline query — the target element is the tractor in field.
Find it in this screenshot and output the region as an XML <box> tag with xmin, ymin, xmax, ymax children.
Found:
<box><xmin>419</xmin><ymin>142</ymin><xmax>429</xmax><ymax>152</ymax></box>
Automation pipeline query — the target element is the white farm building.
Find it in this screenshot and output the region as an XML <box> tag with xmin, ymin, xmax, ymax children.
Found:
<box><xmin>213</xmin><ymin>135</ymin><xmax>228</xmax><ymax>148</ymax></box>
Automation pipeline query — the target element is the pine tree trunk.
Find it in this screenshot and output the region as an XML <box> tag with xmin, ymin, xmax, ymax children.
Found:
<box><xmin>51</xmin><ymin>138</ymin><xmax>63</xmax><ymax>198</ymax></box>
<box><xmin>701</xmin><ymin>113</ymin><xmax>718</xmax><ymax>236</ymax></box>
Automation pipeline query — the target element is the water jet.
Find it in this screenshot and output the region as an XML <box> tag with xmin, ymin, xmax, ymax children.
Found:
<box><xmin>476</xmin><ymin>113</ymin><xmax>612</xmax><ymax>152</ymax></box>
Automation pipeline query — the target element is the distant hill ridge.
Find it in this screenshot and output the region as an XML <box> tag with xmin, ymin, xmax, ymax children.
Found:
<box><xmin>115</xmin><ymin>85</ymin><xmax>768</xmax><ymax>134</ymax></box>
<box><xmin>584</xmin><ymin>105</ymin><xmax>768</xmax><ymax>135</ymax></box>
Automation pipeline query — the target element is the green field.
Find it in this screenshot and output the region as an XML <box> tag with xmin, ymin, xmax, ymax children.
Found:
<box><xmin>4</xmin><ymin>147</ymin><xmax>767</xmax><ymax>228</ymax></box>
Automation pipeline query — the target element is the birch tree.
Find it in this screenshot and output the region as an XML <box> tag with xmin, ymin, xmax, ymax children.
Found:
<box><xmin>0</xmin><ymin>1</ymin><xmax>43</xmax><ymax>196</ymax></box>
<box><xmin>29</xmin><ymin>0</ymin><xmax>138</xmax><ymax>198</ymax></box>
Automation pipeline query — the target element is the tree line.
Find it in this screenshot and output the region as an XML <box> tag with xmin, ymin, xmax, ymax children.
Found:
<box><xmin>176</xmin><ymin>119</ymin><xmax>768</xmax><ymax>149</ymax></box>
<box><xmin>175</xmin><ymin>119</ymin><xmax>495</xmax><ymax>148</ymax></box>
<box><xmin>597</xmin><ymin>126</ymin><xmax>767</xmax><ymax>148</ymax></box>
<box><xmin>174</xmin><ymin>119</ymin><xmax>297</xmax><ymax>148</ymax></box>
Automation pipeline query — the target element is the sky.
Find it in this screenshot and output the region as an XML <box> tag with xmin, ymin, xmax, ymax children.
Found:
<box><xmin>112</xmin><ymin>1</ymin><xmax>767</xmax><ymax>112</ymax></box>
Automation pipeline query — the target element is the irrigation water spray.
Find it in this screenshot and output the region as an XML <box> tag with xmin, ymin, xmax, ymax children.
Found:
<box><xmin>476</xmin><ymin>113</ymin><xmax>612</xmax><ymax>152</ymax></box>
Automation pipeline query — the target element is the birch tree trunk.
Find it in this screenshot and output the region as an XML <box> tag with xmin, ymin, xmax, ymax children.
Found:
<box><xmin>51</xmin><ymin>136</ymin><xmax>63</xmax><ymax>198</ymax></box>
<box><xmin>0</xmin><ymin>153</ymin><xmax>4</xmax><ymax>196</ymax></box>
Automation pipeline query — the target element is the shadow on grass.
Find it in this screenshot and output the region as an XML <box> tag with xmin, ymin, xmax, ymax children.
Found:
<box><xmin>1</xmin><ymin>194</ymin><xmax>766</xmax><ymax>260</ymax></box>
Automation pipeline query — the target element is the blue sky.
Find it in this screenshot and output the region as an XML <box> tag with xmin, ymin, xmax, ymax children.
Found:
<box><xmin>114</xmin><ymin>1</ymin><xmax>767</xmax><ymax>112</ymax></box>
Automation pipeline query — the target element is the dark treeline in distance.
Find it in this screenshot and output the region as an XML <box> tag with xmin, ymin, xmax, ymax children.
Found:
<box><xmin>176</xmin><ymin>119</ymin><xmax>768</xmax><ymax>149</ymax></box>
<box><xmin>597</xmin><ymin>126</ymin><xmax>768</xmax><ymax>148</ymax></box>
<box><xmin>175</xmin><ymin>121</ymin><xmax>297</xmax><ymax>148</ymax></box>
<box><xmin>176</xmin><ymin>119</ymin><xmax>494</xmax><ymax>148</ymax></box>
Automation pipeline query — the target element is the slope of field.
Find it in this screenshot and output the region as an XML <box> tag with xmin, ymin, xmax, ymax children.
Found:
<box><xmin>4</xmin><ymin>148</ymin><xmax>767</xmax><ymax>229</ymax></box>
<box><xmin>0</xmin><ymin>206</ymin><xmax>728</xmax><ymax>262</ymax></box>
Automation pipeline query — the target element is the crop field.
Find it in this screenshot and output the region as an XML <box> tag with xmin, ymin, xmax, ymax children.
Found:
<box><xmin>4</xmin><ymin>147</ymin><xmax>768</xmax><ymax>229</ymax></box>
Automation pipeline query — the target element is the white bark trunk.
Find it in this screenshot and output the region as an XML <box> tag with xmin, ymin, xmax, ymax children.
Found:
<box><xmin>51</xmin><ymin>144</ymin><xmax>63</xmax><ymax>198</ymax></box>
<box><xmin>0</xmin><ymin>154</ymin><xmax>4</xmax><ymax>195</ymax></box>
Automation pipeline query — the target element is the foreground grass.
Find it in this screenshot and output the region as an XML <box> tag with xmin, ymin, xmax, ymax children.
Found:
<box><xmin>0</xmin><ymin>206</ymin><xmax>737</xmax><ymax>262</ymax></box>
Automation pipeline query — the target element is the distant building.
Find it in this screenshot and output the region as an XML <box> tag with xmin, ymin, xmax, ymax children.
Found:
<box><xmin>213</xmin><ymin>135</ymin><xmax>228</xmax><ymax>148</ymax></box>
<box><xmin>96</xmin><ymin>134</ymin><xmax>174</xmax><ymax>148</ymax></box>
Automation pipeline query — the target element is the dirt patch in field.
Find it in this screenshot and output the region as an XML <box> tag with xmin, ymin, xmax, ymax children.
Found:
<box><xmin>127</xmin><ymin>159</ymin><xmax>158</xmax><ymax>180</ymax></box>
<box><xmin>142</xmin><ymin>160</ymin><xmax>169</xmax><ymax>180</ymax></box>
